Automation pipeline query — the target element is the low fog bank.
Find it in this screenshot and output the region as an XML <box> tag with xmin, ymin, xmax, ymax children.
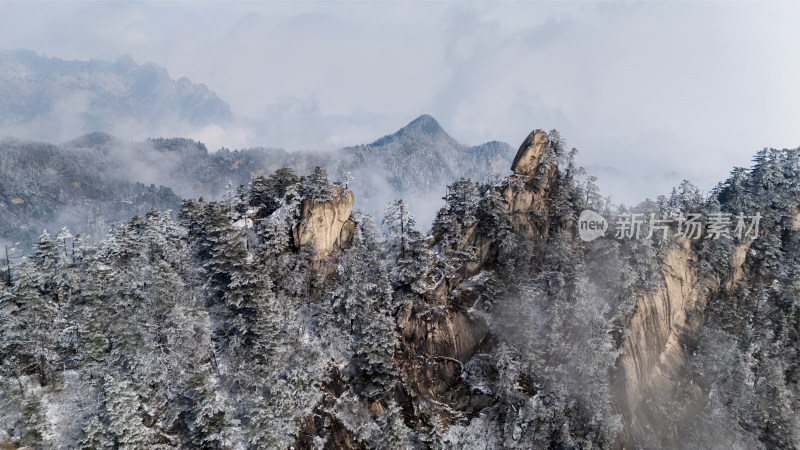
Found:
<box><xmin>0</xmin><ymin>115</ymin><xmax>514</xmax><ymax>252</ymax></box>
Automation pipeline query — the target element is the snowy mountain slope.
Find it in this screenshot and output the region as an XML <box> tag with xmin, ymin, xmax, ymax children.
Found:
<box><xmin>0</xmin><ymin>50</ymin><xmax>232</xmax><ymax>142</ymax></box>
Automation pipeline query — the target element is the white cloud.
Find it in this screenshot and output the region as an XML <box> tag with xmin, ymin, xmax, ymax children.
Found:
<box><xmin>1</xmin><ymin>1</ymin><xmax>799</xmax><ymax>205</ymax></box>
<box><xmin>187</xmin><ymin>123</ymin><xmax>253</xmax><ymax>153</ymax></box>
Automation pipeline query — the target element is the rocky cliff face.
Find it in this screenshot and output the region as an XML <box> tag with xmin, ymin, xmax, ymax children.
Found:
<box><xmin>396</xmin><ymin>128</ymin><xmax>753</xmax><ymax>446</ymax></box>
<box><xmin>292</xmin><ymin>187</ymin><xmax>356</xmax><ymax>260</ymax></box>
<box><xmin>611</xmin><ymin>239</ymin><xmax>757</xmax><ymax>444</ymax></box>
<box><xmin>395</xmin><ymin>129</ymin><xmax>562</xmax><ymax>415</ymax></box>
<box><xmin>510</xmin><ymin>129</ymin><xmax>549</xmax><ymax>175</ymax></box>
<box><xmin>287</xmin><ymin>127</ymin><xmax>792</xmax><ymax>448</ymax></box>
<box><xmin>613</xmin><ymin>240</ymin><xmax>704</xmax><ymax>441</ymax></box>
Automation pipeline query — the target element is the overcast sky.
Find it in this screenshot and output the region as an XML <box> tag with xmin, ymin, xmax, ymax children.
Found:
<box><xmin>1</xmin><ymin>1</ymin><xmax>799</xmax><ymax>205</ymax></box>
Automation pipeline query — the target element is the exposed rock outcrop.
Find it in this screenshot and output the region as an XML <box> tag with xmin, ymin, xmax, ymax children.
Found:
<box><xmin>511</xmin><ymin>128</ymin><xmax>549</xmax><ymax>175</ymax></box>
<box><xmin>726</xmin><ymin>242</ymin><xmax>751</xmax><ymax>290</ymax></box>
<box><xmin>399</xmin><ymin>126</ymin><xmax>762</xmax><ymax>446</ymax></box>
<box><xmin>430</xmin><ymin>129</ymin><xmax>557</xmax><ymax>282</ymax></box>
<box><xmin>397</xmin><ymin>300</ymin><xmax>490</xmax><ymax>399</ymax></box>
<box><xmin>613</xmin><ymin>239</ymin><xmax>705</xmax><ymax>441</ymax></box>
<box><xmin>397</xmin><ymin>129</ymin><xmax>561</xmax><ymax>411</ymax></box>
<box><xmin>292</xmin><ymin>187</ymin><xmax>356</xmax><ymax>260</ymax></box>
<box><xmin>613</xmin><ymin>237</ymin><xmax>755</xmax><ymax>444</ymax></box>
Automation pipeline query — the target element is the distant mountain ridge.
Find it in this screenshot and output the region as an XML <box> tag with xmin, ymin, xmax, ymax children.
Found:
<box><xmin>345</xmin><ymin>114</ymin><xmax>513</xmax><ymax>192</ymax></box>
<box><xmin>0</xmin><ymin>114</ymin><xmax>514</xmax><ymax>248</ymax></box>
<box><xmin>0</xmin><ymin>49</ymin><xmax>231</xmax><ymax>141</ymax></box>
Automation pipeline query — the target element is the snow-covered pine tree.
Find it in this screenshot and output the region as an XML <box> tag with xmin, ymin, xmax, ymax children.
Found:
<box><xmin>377</xmin><ymin>400</ymin><xmax>411</xmax><ymax>449</ymax></box>
<box><xmin>31</xmin><ymin>229</ymin><xmax>60</xmax><ymax>298</ymax></box>
<box><xmin>382</xmin><ymin>198</ymin><xmax>432</xmax><ymax>291</ymax></box>
<box><xmin>78</xmin><ymin>414</ymin><xmax>114</xmax><ymax>450</ymax></box>
<box><xmin>383</xmin><ymin>199</ymin><xmax>415</xmax><ymax>259</ymax></box>
<box><xmin>423</xmin><ymin>415</ymin><xmax>446</xmax><ymax>450</ymax></box>
<box><xmin>326</xmin><ymin>214</ymin><xmax>399</xmax><ymax>398</ymax></box>
<box><xmin>430</xmin><ymin>178</ymin><xmax>481</xmax><ymax>281</ymax></box>
<box><xmin>197</xmin><ymin>202</ymin><xmax>249</xmax><ymax>303</ymax></box>
<box><xmin>0</xmin><ymin>261</ymin><xmax>58</xmax><ymax>387</ymax></box>
<box><xmin>180</xmin><ymin>197</ymin><xmax>206</xmax><ymax>240</ymax></box>
<box><xmin>306</xmin><ymin>166</ymin><xmax>335</xmax><ymax>201</ymax></box>
<box><xmin>55</xmin><ymin>227</ymin><xmax>73</xmax><ymax>261</ymax></box>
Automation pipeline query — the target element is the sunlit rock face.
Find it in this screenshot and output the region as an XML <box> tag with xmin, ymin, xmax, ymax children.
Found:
<box><xmin>439</xmin><ymin>129</ymin><xmax>558</xmax><ymax>279</ymax></box>
<box><xmin>613</xmin><ymin>240</ymin><xmax>704</xmax><ymax>441</ymax></box>
<box><xmin>292</xmin><ymin>187</ymin><xmax>356</xmax><ymax>260</ymax></box>
<box><xmin>511</xmin><ymin>129</ymin><xmax>549</xmax><ymax>176</ymax></box>
<box><xmin>504</xmin><ymin>129</ymin><xmax>558</xmax><ymax>237</ymax></box>
<box><xmin>613</xmin><ymin>238</ymin><xmax>753</xmax><ymax>444</ymax></box>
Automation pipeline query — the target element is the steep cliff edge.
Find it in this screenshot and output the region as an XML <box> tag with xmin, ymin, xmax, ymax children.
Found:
<box><xmin>396</xmin><ymin>127</ymin><xmax>760</xmax><ymax>445</ymax></box>
<box><xmin>613</xmin><ymin>240</ymin><xmax>704</xmax><ymax>441</ymax></box>
<box><xmin>396</xmin><ymin>129</ymin><xmax>561</xmax><ymax>413</ymax></box>
<box><xmin>292</xmin><ymin>187</ymin><xmax>356</xmax><ymax>260</ymax></box>
<box><xmin>284</xmin><ymin>128</ymin><xmax>795</xmax><ymax>448</ymax></box>
<box><xmin>614</xmin><ymin>240</ymin><xmax>755</xmax><ymax>444</ymax></box>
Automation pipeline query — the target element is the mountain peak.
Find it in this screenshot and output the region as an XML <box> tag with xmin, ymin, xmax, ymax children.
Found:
<box><xmin>370</xmin><ymin>114</ymin><xmax>453</xmax><ymax>147</ymax></box>
<box><xmin>404</xmin><ymin>114</ymin><xmax>444</xmax><ymax>135</ymax></box>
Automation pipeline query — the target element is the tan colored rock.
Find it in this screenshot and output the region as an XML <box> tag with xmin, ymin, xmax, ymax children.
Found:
<box><xmin>511</xmin><ymin>129</ymin><xmax>549</xmax><ymax>175</ymax></box>
<box><xmin>614</xmin><ymin>239</ymin><xmax>705</xmax><ymax>441</ymax></box>
<box><xmin>793</xmin><ymin>208</ymin><xmax>800</xmax><ymax>229</ymax></box>
<box><xmin>396</xmin><ymin>301</ymin><xmax>490</xmax><ymax>397</ymax></box>
<box><xmin>501</xmin><ymin>174</ymin><xmax>554</xmax><ymax>237</ymax></box>
<box><xmin>430</xmin><ymin>127</ymin><xmax>556</xmax><ymax>283</ymax></box>
<box><xmin>292</xmin><ymin>187</ymin><xmax>355</xmax><ymax>259</ymax></box>
<box><xmin>726</xmin><ymin>242</ymin><xmax>751</xmax><ymax>290</ymax></box>
<box><xmin>612</xmin><ymin>231</ymin><xmax>761</xmax><ymax>444</ymax></box>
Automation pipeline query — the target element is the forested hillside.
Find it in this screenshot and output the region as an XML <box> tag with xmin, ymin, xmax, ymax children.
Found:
<box><xmin>0</xmin><ymin>135</ymin><xmax>181</xmax><ymax>249</ymax></box>
<box><xmin>1</xmin><ymin>129</ymin><xmax>797</xmax><ymax>448</ymax></box>
<box><xmin>0</xmin><ymin>115</ymin><xmax>513</xmax><ymax>251</ymax></box>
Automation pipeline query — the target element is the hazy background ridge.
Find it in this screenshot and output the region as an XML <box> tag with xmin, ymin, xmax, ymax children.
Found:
<box><xmin>2</xmin><ymin>1</ymin><xmax>799</xmax><ymax>205</ymax></box>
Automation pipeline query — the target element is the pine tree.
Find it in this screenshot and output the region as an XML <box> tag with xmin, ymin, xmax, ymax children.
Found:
<box><xmin>199</xmin><ymin>202</ymin><xmax>249</xmax><ymax>303</ymax></box>
<box><xmin>0</xmin><ymin>377</ymin><xmax>50</xmax><ymax>448</ymax></box>
<box><xmin>306</xmin><ymin>166</ymin><xmax>335</xmax><ymax>201</ymax></box>
<box><xmin>270</xmin><ymin>167</ymin><xmax>300</xmax><ymax>200</ymax></box>
<box><xmin>327</xmin><ymin>217</ymin><xmax>399</xmax><ymax>398</ymax></box>
<box><xmin>377</xmin><ymin>400</ymin><xmax>410</xmax><ymax>449</ymax></box>
<box><xmin>226</xmin><ymin>260</ymin><xmax>280</xmax><ymax>365</ymax></box>
<box><xmin>257</xmin><ymin>214</ymin><xmax>292</xmax><ymax>259</ymax></box>
<box><xmin>342</xmin><ymin>170</ymin><xmax>354</xmax><ymax>189</ymax></box>
<box><xmin>383</xmin><ymin>199</ymin><xmax>415</xmax><ymax>259</ymax></box>
<box><xmin>78</xmin><ymin>415</ymin><xmax>113</xmax><ymax>450</ymax></box>
<box><xmin>55</xmin><ymin>227</ymin><xmax>73</xmax><ymax>261</ymax></box>
<box><xmin>0</xmin><ymin>262</ymin><xmax>58</xmax><ymax>386</ymax></box>
<box><xmin>103</xmin><ymin>376</ymin><xmax>151</xmax><ymax>448</ymax></box>
<box><xmin>32</xmin><ymin>229</ymin><xmax>60</xmax><ymax>297</ymax></box>
<box><xmin>249</xmin><ymin>168</ymin><xmax>301</xmax><ymax>219</ymax></box>
<box><xmin>478</xmin><ymin>183</ymin><xmax>514</xmax><ymax>252</ymax></box>
<box><xmin>111</xmin><ymin>215</ymin><xmax>145</xmax><ymax>264</ymax></box>
<box><xmin>430</xmin><ymin>178</ymin><xmax>481</xmax><ymax>282</ymax></box>
<box><xmin>180</xmin><ymin>197</ymin><xmax>206</xmax><ymax>240</ymax></box>
<box><xmin>424</xmin><ymin>415</ymin><xmax>446</xmax><ymax>450</ymax></box>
